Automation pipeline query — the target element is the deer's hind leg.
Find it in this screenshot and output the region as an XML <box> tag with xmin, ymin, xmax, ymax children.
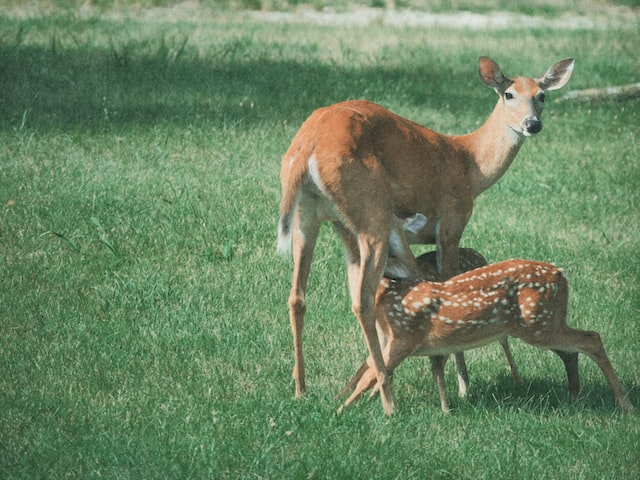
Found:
<box><xmin>333</xmin><ymin>223</ymin><xmax>369</xmax><ymax>401</ymax></box>
<box><xmin>333</xmin><ymin>221</ymin><xmax>397</xmax><ymax>415</ymax></box>
<box><xmin>351</xmin><ymin>233</ymin><xmax>398</xmax><ymax>415</ymax></box>
<box><xmin>500</xmin><ymin>337</ymin><xmax>523</xmax><ymax>385</ymax></box>
<box><xmin>545</xmin><ymin>327</ymin><xmax>633</xmax><ymax>413</ymax></box>
<box><xmin>288</xmin><ymin>208</ymin><xmax>321</xmax><ymax>398</ymax></box>
<box><xmin>552</xmin><ymin>350</ymin><xmax>580</xmax><ymax>400</ymax></box>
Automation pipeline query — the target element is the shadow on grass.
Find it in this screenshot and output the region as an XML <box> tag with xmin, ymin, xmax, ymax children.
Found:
<box><xmin>0</xmin><ymin>25</ymin><xmax>477</xmax><ymax>135</ymax></box>
<box><xmin>413</xmin><ymin>372</ymin><xmax>639</xmax><ymax>416</ymax></box>
<box><xmin>334</xmin><ymin>360</ymin><xmax>638</xmax><ymax>417</ymax></box>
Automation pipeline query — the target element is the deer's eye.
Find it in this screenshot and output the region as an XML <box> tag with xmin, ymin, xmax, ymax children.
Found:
<box><xmin>538</xmin><ymin>93</ymin><xmax>546</xmax><ymax>103</ymax></box>
<box><xmin>504</xmin><ymin>92</ymin><xmax>514</xmax><ymax>100</ymax></box>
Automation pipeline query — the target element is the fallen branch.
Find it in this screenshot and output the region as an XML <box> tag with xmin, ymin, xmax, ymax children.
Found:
<box><xmin>558</xmin><ymin>82</ymin><xmax>640</xmax><ymax>102</ymax></box>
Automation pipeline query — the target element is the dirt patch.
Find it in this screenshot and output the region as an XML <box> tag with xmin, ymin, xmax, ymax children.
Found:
<box><xmin>252</xmin><ymin>6</ymin><xmax>638</xmax><ymax>30</ymax></box>
<box><xmin>1</xmin><ymin>1</ymin><xmax>637</xmax><ymax>31</ymax></box>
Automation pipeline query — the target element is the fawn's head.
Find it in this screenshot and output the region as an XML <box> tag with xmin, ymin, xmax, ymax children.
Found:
<box><xmin>478</xmin><ymin>56</ymin><xmax>575</xmax><ymax>137</ymax></box>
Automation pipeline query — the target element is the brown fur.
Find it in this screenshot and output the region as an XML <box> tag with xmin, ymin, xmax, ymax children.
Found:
<box><xmin>340</xmin><ymin>260</ymin><xmax>633</xmax><ymax>414</ymax></box>
<box><xmin>278</xmin><ymin>57</ymin><xmax>574</xmax><ymax>415</ymax></box>
<box><xmin>339</xmin><ymin>248</ymin><xmax>523</xmax><ymax>407</ymax></box>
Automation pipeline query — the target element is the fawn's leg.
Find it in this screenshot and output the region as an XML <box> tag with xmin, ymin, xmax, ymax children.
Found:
<box><xmin>436</xmin><ymin>215</ymin><xmax>469</xmax><ymax>396</ymax></box>
<box><xmin>454</xmin><ymin>352</ymin><xmax>469</xmax><ymax>397</ymax></box>
<box><xmin>430</xmin><ymin>355</ymin><xmax>450</xmax><ymax>414</ymax></box>
<box><xmin>553</xmin><ymin>350</ymin><xmax>580</xmax><ymax>400</ymax></box>
<box><xmin>337</xmin><ymin>360</ymin><xmax>369</xmax><ymax>399</ymax></box>
<box><xmin>548</xmin><ymin>328</ymin><xmax>633</xmax><ymax>413</ymax></box>
<box><xmin>350</xmin><ymin>234</ymin><xmax>397</xmax><ymax>415</ymax></box>
<box><xmin>500</xmin><ymin>337</ymin><xmax>523</xmax><ymax>385</ymax></box>
<box><xmin>341</xmin><ymin>336</ymin><xmax>414</xmax><ymax>411</ymax></box>
<box><xmin>333</xmin><ymin>223</ymin><xmax>381</xmax><ymax>403</ymax></box>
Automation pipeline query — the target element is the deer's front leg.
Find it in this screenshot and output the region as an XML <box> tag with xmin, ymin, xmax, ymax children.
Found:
<box><xmin>435</xmin><ymin>221</ymin><xmax>464</xmax><ymax>281</ymax></box>
<box><xmin>453</xmin><ymin>352</ymin><xmax>469</xmax><ymax>398</ymax></box>
<box><xmin>436</xmin><ymin>211</ymin><xmax>471</xmax><ymax>395</ymax></box>
<box><xmin>430</xmin><ymin>355</ymin><xmax>450</xmax><ymax>414</ymax></box>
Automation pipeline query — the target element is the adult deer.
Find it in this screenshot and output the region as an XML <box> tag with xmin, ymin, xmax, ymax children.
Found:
<box><xmin>278</xmin><ymin>56</ymin><xmax>574</xmax><ymax>415</ymax></box>
<box><xmin>339</xmin><ymin>260</ymin><xmax>634</xmax><ymax>414</ymax></box>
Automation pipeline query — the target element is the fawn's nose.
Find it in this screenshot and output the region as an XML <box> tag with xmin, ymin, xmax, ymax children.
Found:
<box><xmin>524</xmin><ymin>117</ymin><xmax>543</xmax><ymax>135</ymax></box>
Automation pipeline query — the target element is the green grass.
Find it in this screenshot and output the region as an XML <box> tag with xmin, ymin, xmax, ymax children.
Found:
<box><xmin>1</xmin><ymin>2</ymin><xmax>639</xmax><ymax>479</ymax></box>
<box><xmin>2</xmin><ymin>0</ymin><xmax>636</xmax><ymax>14</ymax></box>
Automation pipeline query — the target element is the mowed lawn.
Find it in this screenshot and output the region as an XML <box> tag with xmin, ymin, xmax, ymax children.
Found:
<box><xmin>1</xmin><ymin>2</ymin><xmax>639</xmax><ymax>479</ymax></box>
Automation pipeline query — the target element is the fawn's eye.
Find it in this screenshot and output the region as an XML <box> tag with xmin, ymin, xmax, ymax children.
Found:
<box><xmin>504</xmin><ymin>92</ymin><xmax>514</xmax><ymax>100</ymax></box>
<box><xmin>538</xmin><ymin>92</ymin><xmax>546</xmax><ymax>102</ymax></box>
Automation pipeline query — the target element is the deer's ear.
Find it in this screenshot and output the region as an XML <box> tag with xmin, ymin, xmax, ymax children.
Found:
<box><xmin>537</xmin><ymin>58</ymin><xmax>575</xmax><ymax>91</ymax></box>
<box><xmin>478</xmin><ymin>56</ymin><xmax>512</xmax><ymax>93</ymax></box>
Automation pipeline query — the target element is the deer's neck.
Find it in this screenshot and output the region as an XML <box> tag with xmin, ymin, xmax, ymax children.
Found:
<box><xmin>455</xmin><ymin>100</ymin><xmax>526</xmax><ymax>197</ymax></box>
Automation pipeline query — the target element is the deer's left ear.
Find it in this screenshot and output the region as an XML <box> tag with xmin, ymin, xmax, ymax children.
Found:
<box><xmin>537</xmin><ymin>58</ymin><xmax>575</xmax><ymax>91</ymax></box>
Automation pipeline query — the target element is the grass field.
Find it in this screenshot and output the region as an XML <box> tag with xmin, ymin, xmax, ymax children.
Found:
<box><xmin>1</xmin><ymin>1</ymin><xmax>639</xmax><ymax>478</ymax></box>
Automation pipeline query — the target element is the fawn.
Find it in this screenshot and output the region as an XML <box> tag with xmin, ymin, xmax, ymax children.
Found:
<box><xmin>340</xmin><ymin>259</ymin><xmax>633</xmax><ymax>414</ymax></box>
<box><xmin>340</xmin><ymin>248</ymin><xmax>522</xmax><ymax>410</ymax></box>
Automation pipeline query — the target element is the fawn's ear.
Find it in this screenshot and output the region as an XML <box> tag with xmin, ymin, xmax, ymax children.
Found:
<box><xmin>478</xmin><ymin>56</ymin><xmax>512</xmax><ymax>93</ymax></box>
<box><xmin>536</xmin><ymin>58</ymin><xmax>575</xmax><ymax>91</ymax></box>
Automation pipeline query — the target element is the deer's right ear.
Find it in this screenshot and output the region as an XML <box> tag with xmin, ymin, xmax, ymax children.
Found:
<box><xmin>478</xmin><ymin>56</ymin><xmax>511</xmax><ymax>92</ymax></box>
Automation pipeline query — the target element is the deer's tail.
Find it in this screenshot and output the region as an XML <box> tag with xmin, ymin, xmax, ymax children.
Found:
<box><xmin>277</xmin><ymin>155</ymin><xmax>308</xmax><ymax>256</ymax></box>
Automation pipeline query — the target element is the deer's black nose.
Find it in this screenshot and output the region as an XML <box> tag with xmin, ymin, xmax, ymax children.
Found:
<box><xmin>525</xmin><ymin>117</ymin><xmax>542</xmax><ymax>134</ymax></box>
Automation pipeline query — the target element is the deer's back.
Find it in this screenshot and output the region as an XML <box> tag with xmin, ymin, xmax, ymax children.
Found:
<box><xmin>283</xmin><ymin>100</ymin><xmax>476</xmax><ymax>217</ymax></box>
<box><xmin>377</xmin><ymin>260</ymin><xmax>568</xmax><ymax>348</ymax></box>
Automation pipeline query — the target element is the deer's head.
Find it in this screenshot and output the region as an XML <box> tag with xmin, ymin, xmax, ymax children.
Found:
<box><xmin>478</xmin><ymin>56</ymin><xmax>575</xmax><ymax>137</ymax></box>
